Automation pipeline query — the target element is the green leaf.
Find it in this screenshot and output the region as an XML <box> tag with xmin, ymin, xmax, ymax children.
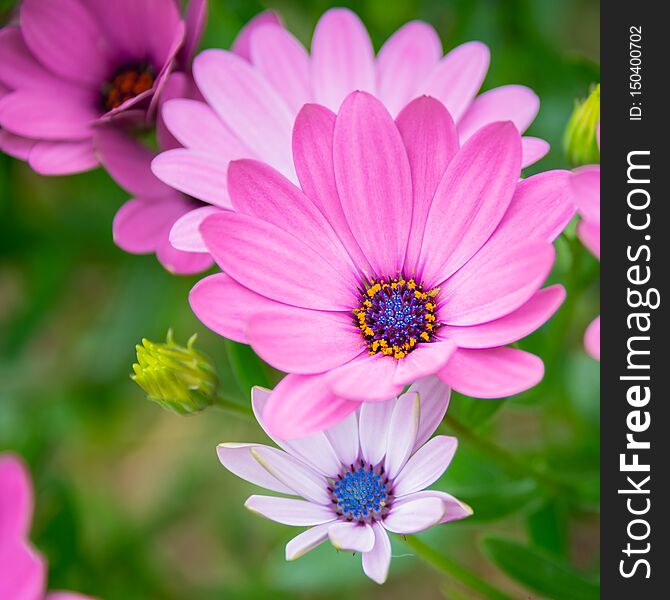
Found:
<box><xmin>482</xmin><ymin>536</ymin><xmax>600</xmax><ymax>600</ymax></box>
<box><xmin>527</xmin><ymin>499</ymin><xmax>569</xmax><ymax>556</ymax></box>
<box><xmin>460</xmin><ymin>479</ymin><xmax>540</xmax><ymax>523</ymax></box>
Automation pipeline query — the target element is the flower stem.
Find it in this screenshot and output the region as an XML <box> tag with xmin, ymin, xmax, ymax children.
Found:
<box><xmin>212</xmin><ymin>393</ymin><xmax>254</xmax><ymax>418</ymax></box>
<box><xmin>404</xmin><ymin>536</ymin><xmax>516</xmax><ymax>600</ymax></box>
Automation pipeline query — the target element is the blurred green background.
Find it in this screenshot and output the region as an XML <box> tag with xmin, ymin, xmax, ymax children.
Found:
<box><xmin>0</xmin><ymin>0</ymin><xmax>599</xmax><ymax>598</ymax></box>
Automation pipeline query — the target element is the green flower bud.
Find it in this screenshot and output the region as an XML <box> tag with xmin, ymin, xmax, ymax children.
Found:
<box><xmin>132</xmin><ymin>331</ymin><xmax>219</xmax><ymax>415</ymax></box>
<box><xmin>564</xmin><ymin>83</ymin><xmax>600</xmax><ymax>166</ymax></box>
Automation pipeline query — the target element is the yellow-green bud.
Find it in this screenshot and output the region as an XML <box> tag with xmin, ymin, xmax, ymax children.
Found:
<box><xmin>564</xmin><ymin>83</ymin><xmax>600</xmax><ymax>166</ymax></box>
<box><xmin>131</xmin><ymin>331</ymin><xmax>219</xmax><ymax>415</ymax></box>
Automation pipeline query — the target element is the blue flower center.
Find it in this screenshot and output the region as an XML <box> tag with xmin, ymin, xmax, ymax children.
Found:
<box><xmin>330</xmin><ymin>461</ymin><xmax>393</xmax><ymax>523</ymax></box>
<box><xmin>354</xmin><ymin>276</ymin><xmax>439</xmax><ymax>359</ymax></box>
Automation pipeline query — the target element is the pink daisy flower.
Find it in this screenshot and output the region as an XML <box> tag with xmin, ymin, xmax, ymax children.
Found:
<box><xmin>0</xmin><ymin>452</ymin><xmax>95</xmax><ymax>600</ymax></box>
<box><xmin>571</xmin><ymin>136</ymin><xmax>600</xmax><ymax>361</ymax></box>
<box><xmin>0</xmin><ymin>0</ymin><xmax>206</xmax><ymax>175</ymax></box>
<box><xmin>217</xmin><ymin>378</ymin><xmax>471</xmax><ymax>585</ymax></box>
<box><xmin>190</xmin><ymin>91</ymin><xmax>574</xmax><ymax>438</ymax></box>
<box><xmin>152</xmin><ymin>7</ymin><xmax>550</xmax><ymax>258</ymax></box>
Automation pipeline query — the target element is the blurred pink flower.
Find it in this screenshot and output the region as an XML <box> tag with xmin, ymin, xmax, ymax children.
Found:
<box><xmin>152</xmin><ymin>7</ymin><xmax>550</xmax><ymax>257</ymax></box>
<box><xmin>190</xmin><ymin>91</ymin><xmax>573</xmax><ymax>438</ymax></box>
<box><xmin>0</xmin><ymin>453</ymin><xmax>95</xmax><ymax>600</ymax></box>
<box><xmin>0</xmin><ymin>0</ymin><xmax>207</xmax><ymax>175</ymax></box>
<box><xmin>571</xmin><ymin>160</ymin><xmax>600</xmax><ymax>361</ymax></box>
<box><xmin>217</xmin><ymin>378</ymin><xmax>470</xmax><ymax>585</ymax></box>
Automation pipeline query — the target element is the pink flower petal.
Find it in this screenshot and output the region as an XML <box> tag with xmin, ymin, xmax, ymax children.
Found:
<box><xmin>324</xmin><ymin>411</ymin><xmax>360</xmax><ymax>467</ymax></box>
<box><xmin>358</xmin><ymin>399</ymin><xmax>396</xmax><ymax>466</ymax></box>
<box><xmin>578</xmin><ymin>220</ymin><xmax>600</xmax><ymax>259</ymax></box>
<box><xmin>193</xmin><ymin>49</ymin><xmax>295</xmax><ymax>177</ymax></box>
<box><xmin>244</xmin><ymin>495</ymin><xmax>336</xmax><ymax>526</ymax></box>
<box><xmin>250</xmin><ymin>25</ymin><xmax>311</xmax><ymax>114</ymax></box>
<box><xmin>189</xmin><ymin>273</ymin><xmax>277</xmax><ymax>344</ymax></box>
<box><xmin>521</xmin><ymin>136</ymin><xmax>550</xmax><ymax>168</ymax></box>
<box><xmin>155</xmin><ymin>236</ymin><xmax>213</xmax><ymax>275</ymax></box>
<box><xmin>384</xmin><ymin>391</ymin><xmax>420</xmax><ymax>478</ymax></box>
<box><xmin>160</xmin><ymin>98</ymin><xmax>251</xmax><ymax>157</ymax></box>
<box><xmin>418</xmin><ymin>122</ymin><xmax>521</xmax><ymax>287</ymax></box>
<box><xmin>0</xmin><ymin>454</ymin><xmax>33</xmax><ymax>541</ymax></box>
<box><xmin>262</xmin><ymin>374</ymin><xmax>360</xmax><ymax>440</ymax></box>
<box><xmin>375</xmin><ymin>21</ymin><xmax>443</xmax><ymax>116</ymax></box>
<box><xmin>458</xmin><ymin>85</ymin><xmax>540</xmax><ymax>142</ymax></box>
<box><xmin>394</xmin><ymin>490</ymin><xmax>472</xmax><ymax>524</ymax></box>
<box><xmin>200</xmin><ymin>212</ymin><xmax>356</xmax><ymax>311</ymax></box>
<box><xmin>333</xmin><ymin>91</ymin><xmax>412</xmax><ymax>275</ymax></box>
<box><xmin>216</xmin><ymin>443</ymin><xmax>295</xmax><ymax>495</ymax></box>
<box><xmin>95</xmin><ymin>128</ymin><xmax>168</xmax><ymax>197</ymax></box>
<box><xmin>327</xmin><ymin>521</ymin><xmax>375</xmax><ymax>552</ymax></box>
<box><xmin>362</xmin><ymin>522</ymin><xmax>391</xmax><ymax>584</ymax></box>
<box><xmin>438</xmin><ymin>347</ymin><xmax>544</xmax><ymax>398</ymax></box>
<box><xmin>285</xmin><ymin>523</ymin><xmax>331</xmax><ymax>561</ymax></box>
<box><xmin>571</xmin><ymin>165</ymin><xmax>600</xmax><ymax>224</ymax></box>
<box><xmin>181</xmin><ymin>0</ymin><xmax>207</xmax><ymax>64</ymax></box>
<box><xmin>392</xmin><ymin>341</ymin><xmax>457</xmax><ymax>387</ymax></box>
<box><xmin>418</xmin><ymin>41</ymin><xmax>490</xmax><ymax>122</ymax></box>
<box><xmin>584</xmin><ymin>315</ymin><xmax>600</xmax><ymax>361</ymax></box>
<box><xmin>439</xmin><ymin>285</ymin><xmax>566</xmax><ymax>348</ymax></box>
<box><xmin>396</xmin><ymin>96</ymin><xmax>459</xmax><ymax>274</ymax></box>
<box><xmin>151</xmin><ymin>149</ymin><xmax>232</xmax><ymax>208</ymax></box>
<box><xmin>311</xmin><ymin>9</ymin><xmax>375</xmax><ymax>111</ymax></box>
<box><xmin>0</xmin><ymin>90</ymin><xmax>96</xmax><ymax>140</ymax></box>
<box><xmin>231</xmin><ymin>10</ymin><xmax>282</xmax><ymax>62</ymax></box>
<box><xmin>246</xmin><ymin>304</ymin><xmax>363</xmax><ymax>375</ymax></box>
<box><xmin>21</xmin><ymin>0</ymin><xmax>113</xmax><ymax>86</ymax></box>
<box><xmin>228</xmin><ymin>159</ymin><xmax>353</xmax><ymax>269</ymax></box>
<box><xmin>324</xmin><ymin>354</ymin><xmax>403</xmax><ymax>402</ymax></box>
<box><xmin>169</xmin><ymin>206</ymin><xmax>222</xmax><ymax>252</ymax></box>
<box><xmin>28</xmin><ymin>139</ymin><xmax>97</xmax><ymax>175</ymax></box>
<box><xmin>438</xmin><ymin>240</ymin><xmax>555</xmax><ymax>326</ymax></box>
<box><xmin>251</xmin><ymin>446</ymin><xmax>330</xmax><ymax>505</ymax></box>
<box><xmin>0</xmin><ymin>130</ymin><xmax>35</xmax><ymax>161</ymax></box>
<box><xmin>408</xmin><ymin>376</ymin><xmax>451</xmax><ymax>451</ymax></box>
<box><xmin>382</xmin><ymin>497</ymin><xmax>445</xmax><ymax>534</ymax></box>
<box><xmin>292</xmin><ymin>103</ymin><xmax>371</xmax><ymax>276</ymax></box>
<box><xmin>0</xmin><ymin>541</ymin><xmax>46</xmax><ymax>600</ymax></box>
<box><xmin>393</xmin><ymin>435</ymin><xmax>458</xmax><ymax>496</ymax></box>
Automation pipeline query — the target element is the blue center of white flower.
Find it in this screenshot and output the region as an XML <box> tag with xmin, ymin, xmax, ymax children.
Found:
<box><xmin>330</xmin><ymin>461</ymin><xmax>392</xmax><ymax>523</ymax></box>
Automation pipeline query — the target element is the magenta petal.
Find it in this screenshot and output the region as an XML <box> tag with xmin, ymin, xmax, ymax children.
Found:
<box><xmin>181</xmin><ymin>0</ymin><xmax>207</xmax><ymax>64</ymax></box>
<box><xmin>189</xmin><ymin>273</ymin><xmax>277</xmax><ymax>344</ymax></box>
<box><xmin>292</xmin><ymin>103</ymin><xmax>371</xmax><ymax>275</ymax></box>
<box><xmin>169</xmin><ymin>206</ymin><xmax>222</xmax><ymax>253</ymax></box>
<box><xmin>0</xmin><ymin>454</ymin><xmax>33</xmax><ymax>541</ymax></box>
<box><xmin>231</xmin><ymin>10</ymin><xmax>282</xmax><ymax>62</ymax></box>
<box><xmin>328</xmin><ymin>521</ymin><xmax>375</xmax><ymax>552</ymax></box>
<box><xmin>21</xmin><ymin>0</ymin><xmax>114</xmax><ymax>86</ymax></box>
<box><xmin>28</xmin><ymin>140</ymin><xmax>97</xmax><ymax>175</ymax></box>
<box><xmin>393</xmin><ymin>341</ymin><xmax>456</xmax><ymax>387</ymax></box>
<box><xmin>584</xmin><ymin>316</ymin><xmax>600</xmax><ymax>361</ymax></box>
<box><xmin>246</xmin><ymin>304</ymin><xmax>363</xmax><ymax>374</ymax></box>
<box><xmin>396</xmin><ymin>96</ymin><xmax>459</xmax><ymax>274</ymax></box>
<box><xmin>440</xmin><ymin>285</ymin><xmax>566</xmax><ymax>348</ymax></box>
<box><xmin>418</xmin><ymin>41</ymin><xmax>490</xmax><ymax>122</ymax></box>
<box><xmin>262</xmin><ymin>374</ymin><xmax>360</xmax><ymax>440</ymax></box>
<box><xmin>419</xmin><ymin>122</ymin><xmax>521</xmax><ymax>286</ymax></box>
<box><xmin>0</xmin><ymin>130</ymin><xmax>35</xmax><ymax>161</ymax></box>
<box><xmin>458</xmin><ymin>85</ymin><xmax>540</xmax><ymax>142</ymax></box>
<box><xmin>521</xmin><ymin>136</ymin><xmax>550</xmax><ymax>168</ymax></box>
<box><xmin>375</xmin><ymin>21</ymin><xmax>442</xmax><ymax>116</ymax></box>
<box><xmin>245</xmin><ymin>495</ymin><xmax>336</xmax><ymax>526</ymax></box>
<box><xmin>151</xmin><ymin>149</ymin><xmax>232</xmax><ymax>208</ymax></box>
<box><xmin>193</xmin><ymin>49</ymin><xmax>295</xmax><ymax>177</ymax></box>
<box><xmin>250</xmin><ymin>25</ymin><xmax>311</xmax><ymax>114</ymax></box>
<box><xmin>438</xmin><ymin>347</ymin><xmax>544</xmax><ymax>398</ymax></box>
<box><xmin>227</xmin><ymin>159</ymin><xmax>353</xmax><ymax>269</ymax></box>
<box><xmin>0</xmin><ymin>90</ymin><xmax>96</xmax><ymax>141</ymax></box>
<box><xmin>0</xmin><ymin>541</ymin><xmax>46</xmax><ymax>600</ymax></box>
<box><xmin>382</xmin><ymin>497</ymin><xmax>445</xmax><ymax>534</ymax></box>
<box><xmin>200</xmin><ymin>212</ymin><xmax>356</xmax><ymax>311</ymax></box>
<box><xmin>571</xmin><ymin>165</ymin><xmax>600</xmax><ymax>224</ymax></box>
<box><xmin>578</xmin><ymin>220</ymin><xmax>600</xmax><ymax>259</ymax></box>
<box><xmin>408</xmin><ymin>376</ymin><xmax>451</xmax><ymax>451</ymax></box>
<box><xmin>362</xmin><ymin>523</ymin><xmax>391</xmax><ymax>584</ymax></box>
<box><xmin>324</xmin><ymin>354</ymin><xmax>403</xmax><ymax>401</ymax></box>
<box><xmin>155</xmin><ymin>236</ymin><xmax>213</xmax><ymax>275</ymax></box>
<box><xmin>334</xmin><ymin>92</ymin><xmax>413</xmax><ymax>275</ymax></box>
<box><xmin>311</xmin><ymin>8</ymin><xmax>375</xmax><ymax>111</ymax></box>
<box><xmin>216</xmin><ymin>443</ymin><xmax>295</xmax><ymax>495</ymax></box>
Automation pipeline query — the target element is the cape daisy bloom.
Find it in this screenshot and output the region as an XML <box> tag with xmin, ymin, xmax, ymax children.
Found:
<box><xmin>152</xmin><ymin>7</ymin><xmax>550</xmax><ymax>257</ymax></box>
<box><xmin>0</xmin><ymin>453</ymin><xmax>95</xmax><ymax>600</ymax></box>
<box><xmin>190</xmin><ymin>91</ymin><xmax>574</xmax><ymax>438</ymax></box>
<box><xmin>0</xmin><ymin>0</ymin><xmax>206</xmax><ymax>175</ymax></box>
<box><xmin>217</xmin><ymin>378</ymin><xmax>471</xmax><ymax>585</ymax></box>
